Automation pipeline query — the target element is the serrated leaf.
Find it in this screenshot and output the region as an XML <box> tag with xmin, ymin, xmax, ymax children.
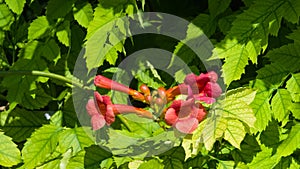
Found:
<box><xmin>56</xmin><ymin>20</ymin><xmax>71</xmax><ymax>47</ymax></box>
<box><xmin>161</xmin><ymin>147</ymin><xmax>185</xmax><ymax>169</ymax></box>
<box><xmin>286</xmin><ymin>73</ymin><xmax>300</xmax><ymax>102</ymax></box>
<box><xmin>67</xmin><ymin>150</ymin><xmax>85</xmax><ymax>169</ymax></box>
<box><xmin>232</xmin><ymin>135</ymin><xmax>261</xmax><ymax>163</ymax></box>
<box><xmin>22</xmin><ymin>125</ymin><xmax>63</xmax><ymax>169</ymax></box>
<box><xmin>271</xmin><ymin>89</ymin><xmax>292</xmax><ymax>124</ymax></box>
<box><xmin>193</xmin><ymin>115</ymin><xmax>227</xmax><ymax>151</ymax></box>
<box><xmin>73</xmin><ymin>1</ymin><xmax>93</xmax><ymax>28</ymax></box>
<box><xmin>4</xmin><ymin>0</ymin><xmax>25</xmax><ymax>14</ymax></box>
<box><xmin>208</xmin><ymin>0</ymin><xmax>231</xmax><ymax>17</ymax></box>
<box><xmin>217</xmin><ymin>160</ymin><xmax>235</xmax><ymax>169</ymax></box>
<box><xmin>28</xmin><ymin>16</ymin><xmax>49</xmax><ymax>40</ymax></box>
<box><xmin>247</xmin><ymin>145</ymin><xmax>280</xmax><ymax>169</ymax></box>
<box><xmin>36</xmin><ymin>159</ymin><xmax>60</xmax><ymax>169</ymax></box>
<box><xmin>86</xmin><ymin>4</ymin><xmax>121</xmax><ymax>39</ymax></box>
<box><xmin>0</xmin><ymin>4</ymin><xmax>13</xmax><ymax>29</ymax></box>
<box><xmin>250</xmin><ymin>91</ymin><xmax>272</xmax><ymax>132</ymax></box>
<box><xmin>260</xmin><ymin>120</ymin><xmax>280</xmax><ymax>148</ymax></box>
<box><xmin>0</xmin><ymin>132</ymin><xmax>21</xmax><ymax>167</ymax></box>
<box><xmin>287</xmin><ymin>27</ymin><xmax>300</xmax><ymax>44</ymax></box>
<box><xmin>226</xmin><ymin>87</ymin><xmax>257</xmax><ymax>105</ymax></box>
<box><xmin>58</xmin><ymin>127</ymin><xmax>94</xmax><ymax>156</ymax></box>
<box><xmin>267</xmin><ymin>44</ymin><xmax>300</xmax><ymax>73</ymax></box>
<box><xmin>289</xmin><ymin>158</ymin><xmax>300</xmax><ymax>169</ymax></box>
<box><xmin>84</xmin><ymin>145</ymin><xmax>112</xmax><ymax>169</ymax></box>
<box><xmin>224</xmin><ymin>120</ymin><xmax>246</xmax><ymax>149</ymax></box>
<box><xmin>218</xmin><ymin>98</ymin><xmax>256</xmax><ymax>128</ymax></box>
<box><xmin>0</xmin><ymin>108</ymin><xmax>48</xmax><ymax>142</ymax></box>
<box><xmin>257</xmin><ymin>63</ymin><xmax>289</xmax><ymax>88</ymax></box>
<box><xmin>191</xmin><ymin>14</ymin><xmax>217</xmax><ymax>37</ymax></box>
<box><xmin>139</xmin><ymin>159</ymin><xmax>164</xmax><ymax>169</ymax></box>
<box><xmin>289</xmin><ymin>103</ymin><xmax>300</xmax><ymax>120</ymax></box>
<box><xmin>41</xmin><ymin>39</ymin><xmax>61</xmax><ymax>63</ymax></box>
<box><xmin>174</xmin><ymin>69</ymin><xmax>187</xmax><ymax>83</ymax></box>
<box><xmin>222</xmin><ymin>42</ymin><xmax>249</xmax><ymax>85</ymax></box>
<box><xmin>46</xmin><ymin>0</ymin><xmax>75</xmax><ymax>19</ymax></box>
<box><xmin>21</xmin><ymin>85</ymin><xmax>52</xmax><ymax>110</ymax></box>
<box><xmin>276</xmin><ymin>124</ymin><xmax>300</xmax><ymax>157</ymax></box>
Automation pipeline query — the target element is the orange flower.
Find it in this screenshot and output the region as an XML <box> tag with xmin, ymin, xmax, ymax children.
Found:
<box><xmin>94</xmin><ymin>75</ymin><xmax>145</xmax><ymax>102</ymax></box>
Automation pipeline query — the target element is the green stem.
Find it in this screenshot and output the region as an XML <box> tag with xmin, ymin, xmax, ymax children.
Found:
<box><xmin>0</xmin><ymin>70</ymin><xmax>92</xmax><ymax>90</ymax></box>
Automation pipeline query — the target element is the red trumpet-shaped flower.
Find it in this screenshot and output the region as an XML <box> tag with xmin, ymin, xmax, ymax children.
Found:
<box><xmin>164</xmin><ymin>98</ymin><xmax>207</xmax><ymax>134</ymax></box>
<box><xmin>86</xmin><ymin>92</ymin><xmax>153</xmax><ymax>130</ymax></box>
<box><xmin>94</xmin><ymin>75</ymin><xmax>145</xmax><ymax>102</ymax></box>
<box><xmin>166</xmin><ymin>71</ymin><xmax>222</xmax><ymax>103</ymax></box>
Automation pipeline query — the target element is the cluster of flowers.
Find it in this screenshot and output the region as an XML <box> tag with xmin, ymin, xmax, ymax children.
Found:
<box><xmin>86</xmin><ymin>71</ymin><xmax>222</xmax><ymax>134</ymax></box>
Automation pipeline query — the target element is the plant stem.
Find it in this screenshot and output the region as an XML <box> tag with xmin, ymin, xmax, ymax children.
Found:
<box><xmin>0</xmin><ymin>70</ymin><xmax>92</xmax><ymax>90</ymax></box>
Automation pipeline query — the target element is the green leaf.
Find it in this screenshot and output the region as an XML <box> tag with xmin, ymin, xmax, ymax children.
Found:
<box><xmin>276</xmin><ymin>124</ymin><xmax>300</xmax><ymax>157</ymax></box>
<box><xmin>267</xmin><ymin>44</ymin><xmax>300</xmax><ymax>73</ymax></box>
<box><xmin>174</xmin><ymin>69</ymin><xmax>187</xmax><ymax>83</ymax></box>
<box><xmin>191</xmin><ymin>14</ymin><xmax>217</xmax><ymax>37</ymax></box>
<box><xmin>67</xmin><ymin>150</ymin><xmax>85</xmax><ymax>169</ymax></box>
<box><xmin>0</xmin><ymin>132</ymin><xmax>21</xmax><ymax>167</ymax></box>
<box><xmin>22</xmin><ymin>125</ymin><xmax>63</xmax><ymax>169</ymax></box>
<box><xmin>113</xmin><ymin>156</ymin><xmax>132</xmax><ymax>168</ymax></box>
<box><xmin>257</xmin><ymin>63</ymin><xmax>289</xmax><ymax>88</ymax></box>
<box><xmin>46</xmin><ymin>0</ymin><xmax>75</xmax><ymax>19</ymax></box>
<box><xmin>213</xmin><ymin>39</ymin><xmax>249</xmax><ymax>85</ymax></box>
<box><xmin>0</xmin><ymin>4</ymin><xmax>13</xmax><ymax>29</ymax></box>
<box><xmin>232</xmin><ymin>135</ymin><xmax>261</xmax><ymax>163</ymax></box>
<box><xmin>247</xmin><ymin>145</ymin><xmax>280</xmax><ymax>169</ymax></box>
<box><xmin>193</xmin><ymin>115</ymin><xmax>227</xmax><ymax>151</ymax></box>
<box><xmin>208</xmin><ymin>0</ymin><xmax>231</xmax><ymax>17</ymax></box>
<box><xmin>58</xmin><ymin>127</ymin><xmax>94</xmax><ymax>155</ymax></box>
<box><xmin>289</xmin><ymin>158</ymin><xmax>300</xmax><ymax>169</ymax></box>
<box><xmin>0</xmin><ymin>108</ymin><xmax>48</xmax><ymax>142</ymax></box>
<box><xmin>286</xmin><ymin>73</ymin><xmax>300</xmax><ymax>102</ymax></box>
<box><xmin>42</xmin><ymin>39</ymin><xmax>61</xmax><ymax>63</ymax></box>
<box><xmin>226</xmin><ymin>87</ymin><xmax>257</xmax><ymax>105</ymax></box>
<box><xmin>218</xmin><ymin>98</ymin><xmax>256</xmax><ymax>128</ymax></box>
<box><xmin>224</xmin><ymin>119</ymin><xmax>246</xmax><ymax>149</ymax></box>
<box><xmin>139</xmin><ymin>159</ymin><xmax>164</xmax><ymax>169</ymax></box>
<box><xmin>271</xmin><ymin>89</ymin><xmax>292</xmax><ymax>124</ymax></box>
<box><xmin>287</xmin><ymin>27</ymin><xmax>300</xmax><ymax>44</ymax></box>
<box><xmin>56</xmin><ymin>20</ymin><xmax>71</xmax><ymax>47</ymax></box>
<box><xmin>217</xmin><ymin>160</ymin><xmax>235</xmax><ymax>169</ymax></box>
<box><xmin>160</xmin><ymin>147</ymin><xmax>185</xmax><ymax>169</ymax></box>
<box><xmin>4</xmin><ymin>0</ymin><xmax>25</xmax><ymax>14</ymax></box>
<box><xmin>250</xmin><ymin>91</ymin><xmax>272</xmax><ymax>132</ymax></box>
<box><xmin>21</xmin><ymin>85</ymin><xmax>53</xmax><ymax>110</ymax></box>
<box><xmin>86</xmin><ymin>4</ymin><xmax>122</xmax><ymax>39</ymax></box>
<box><xmin>289</xmin><ymin>103</ymin><xmax>300</xmax><ymax>120</ymax></box>
<box><xmin>260</xmin><ymin>120</ymin><xmax>280</xmax><ymax>148</ymax></box>
<box><xmin>73</xmin><ymin>1</ymin><xmax>93</xmax><ymax>28</ymax></box>
<box><xmin>36</xmin><ymin>159</ymin><xmax>60</xmax><ymax>169</ymax></box>
<box><xmin>84</xmin><ymin>145</ymin><xmax>112</xmax><ymax>169</ymax></box>
<box><xmin>28</xmin><ymin>16</ymin><xmax>49</xmax><ymax>40</ymax></box>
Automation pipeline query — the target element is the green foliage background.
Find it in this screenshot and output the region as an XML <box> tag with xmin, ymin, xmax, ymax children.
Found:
<box><xmin>0</xmin><ymin>0</ymin><xmax>300</xmax><ymax>168</ymax></box>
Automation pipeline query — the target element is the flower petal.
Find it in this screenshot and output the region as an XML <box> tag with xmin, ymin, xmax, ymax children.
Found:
<box><xmin>86</xmin><ymin>99</ymin><xmax>99</xmax><ymax>116</ymax></box>
<box><xmin>203</xmin><ymin>82</ymin><xmax>222</xmax><ymax>98</ymax></box>
<box><xmin>165</xmin><ymin>108</ymin><xmax>178</xmax><ymax>125</ymax></box>
<box><xmin>91</xmin><ymin>114</ymin><xmax>106</xmax><ymax>130</ymax></box>
<box><xmin>105</xmin><ymin>105</ymin><xmax>115</xmax><ymax>125</ymax></box>
<box><xmin>175</xmin><ymin>117</ymin><xmax>198</xmax><ymax>134</ymax></box>
<box><xmin>194</xmin><ymin>95</ymin><xmax>216</xmax><ymax>104</ymax></box>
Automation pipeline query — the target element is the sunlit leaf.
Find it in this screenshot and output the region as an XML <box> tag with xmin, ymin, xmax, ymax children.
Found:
<box><xmin>22</xmin><ymin>125</ymin><xmax>63</xmax><ymax>169</ymax></box>
<box><xmin>0</xmin><ymin>132</ymin><xmax>21</xmax><ymax>167</ymax></box>
<box><xmin>276</xmin><ymin>124</ymin><xmax>300</xmax><ymax>157</ymax></box>
<box><xmin>28</xmin><ymin>16</ymin><xmax>49</xmax><ymax>40</ymax></box>
<box><xmin>73</xmin><ymin>1</ymin><xmax>93</xmax><ymax>28</ymax></box>
<box><xmin>4</xmin><ymin>0</ymin><xmax>26</xmax><ymax>15</ymax></box>
<box><xmin>271</xmin><ymin>89</ymin><xmax>292</xmax><ymax>124</ymax></box>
